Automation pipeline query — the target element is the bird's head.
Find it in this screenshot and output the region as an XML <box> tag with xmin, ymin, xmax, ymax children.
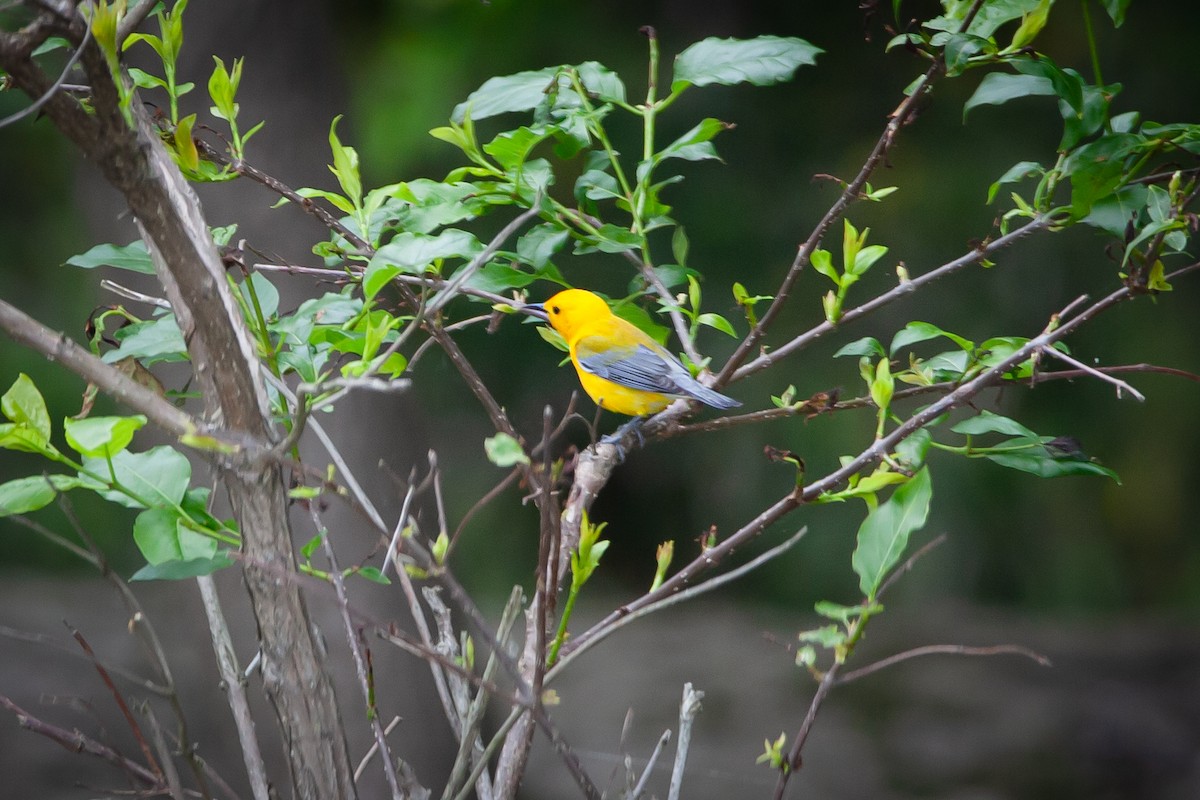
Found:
<box><xmin>524</xmin><ymin>289</ymin><xmax>611</xmax><ymax>339</ymax></box>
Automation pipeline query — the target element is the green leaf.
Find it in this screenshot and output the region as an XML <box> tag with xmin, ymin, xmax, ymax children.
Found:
<box><xmin>851</xmin><ymin>243</ymin><xmax>888</xmax><ymax>276</ymax></box>
<box><xmin>796</xmin><ymin>624</ymin><xmax>846</xmax><ymax>648</ymax></box>
<box><xmin>833</xmin><ymin>337</ymin><xmax>885</xmax><ymax>359</ymax></box>
<box><xmin>951</xmin><ymin>410</ymin><xmax>1038</xmax><ymax>438</ymax></box>
<box><xmin>101</xmin><ymin>315</ymin><xmax>188</xmax><ymax>365</ymax></box>
<box><xmin>294</xmin><ymin>187</ymin><xmax>356</xmax><ymax>214</ymax></box>
<box><xmin>134</xmin><ymin>507</ymin><xmax>218</xmax><ymax>564</ymax></box>
<box><xmin>208</xmin><ymin>56</ymin><xmax>235</xmax><ymax>120</ymax></box>
<box><xmin>364</xmin><ymin>229</ymin><xmax>484</xmax><ymax>300</ymax></box>
<box><xmin>355</xmin><ymin>565</ymin><xmax>392</xmax><ymax>585</ymax></box>
<box><xmin>328</xmin><ymin>115</ymin><xmax>362</xmax><ymax>208</ymax></box>
<box><xmin>373</xmin><ymin>229</ymin><xmax>484</xmax><ymax>271</ymax></box>
<box><xmin>963</xmin><ymin>72</ymin><xmax>1056</xmax><ymax>121</ymax></box>
<box><xmin>484</xmin><ymin>433</ymin><xmax>529</xmax><ymax>467</ymax></box>
<box><xmin>656</xmin><ymin>118</ymin><xmax>730</xmax><ymax>163</ymax></box>
<box><xmin>484</xmin><ymin>125</ymin><xmax>552</xmax><ymax>171</ymax></box>
<box><xmin>672</xmin><ymin>36</ymin><xmax>822</xmax><ymax>92</ymax></box>
<box><xmin>1008</xmin><ymin>0</ymin><xmax>1052</xmax><ymax>50</ymax></box>
<box><xmin>173</xmin><ymin>113</ymin><xmax>199</xmax><ymax>171</ymax></box>
<box><xmin>130</xmin><ymin>552</ymin><xmax>235</xmax><ymax>581</ymax></box>
<box><xmin>80</xmin><ymin>446</ymin><xmax>191</xmax><ymax>510</ymax></box>
<box><xmin>576</xmin><ymin>60</ymin><xmax>626</xmax><ymax>104</ymax></box>
<box><xmin>1100</xmin><ymin>0</ymin><xmax>1130</xmax><ymax>27</ymax></box>
<box><xmin>697</xmin><ymin>313</ymin><xmax>737</xmax><ymax>338</ymax></box>
<box><xmin>32</xmin><ymin>36</ymin><xmax>70</xmax><ymax>56</ymax></box>
<box><xmin>0</xmin><ymin>475</ymin><xmax>59</xmax><ymax>516</ymax></box>
<box><xmin>239</xmin><ymin>272</ymin><xmax>280</xmax><ymax>320</ymax></box>
<box><xmin>458</xmin><ymin>261</ymin><xmax>538</xmax><ymax>294</ymax></box>
<box><xmin>870</xmin><ymin>358</ymin><xmax>894</xmax><ymax>412</ymax></box>
<box><xmin>895</xmin><ymin>428</ymin><xmax>933</xmax><ymax>470</ymax></box>
<box><xmin>575</xmin><ymin>169</ymin><xmax>623</xmax><ymax>202</ymax></box>
<box><xmin>987</xmin><ymin>160</ymin><xmax>1043</xmax><ymax>205</ymax></box>
<box><xmin>852</xmin><ymin>467</ymin><xmax>933</xmax><ymax>600</ymax></box>
<box><xmin>210</xmin><ymin>224</ymin><xmax>239</xmax><ymax>247</ymax></box>
<box><xmin>986</xmin><ymin>450</ymin><xmax>1120</xmax><ymax>482</ymax></box>
<box><xmin>452</xmin><ymin>66</ymin><xmax>559</xmax><ymax>123</ymax></box>
<box><xmin>890</xmin><ymin>322</ymin><xmax>973</xmax><ymax>356</ymax></box>
<box><xmin>66</xmin><ymin>240</ymin><xmax>155</xmax><ymax>274</ymax></box>
<box><xmin>2</xmin><ymin>374</ymin><xmax>52</xmax><ymax>443</ymax></box>
<box><xmin>810</xmin><ymin>249</ymin><xmax>838</xmax><ymax>283</ymax></box>
<box><xmin>575</xmin><ymin>224</ymin><xmax>641</xmax><ymax>255</ymax></box>
<box><xmin>128</xmin><ymin>67</ymin><xmax>168</xmax><ymax>90</ymax></box>
<box><xmin>63</xmin><ymin>415</ymin><xmax>147</xmax><ymax>458</ymax></box>
<box><xmin>516</xmin><ymin>223</ymin><xmax>570</xmax><ymax>269</ymax></box>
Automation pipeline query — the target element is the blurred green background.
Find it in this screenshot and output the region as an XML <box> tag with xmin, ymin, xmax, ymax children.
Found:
<box><xmin>2</xmin><ymin>1</ymin><xmax>1200</xmax><ymax>798</ymax></box>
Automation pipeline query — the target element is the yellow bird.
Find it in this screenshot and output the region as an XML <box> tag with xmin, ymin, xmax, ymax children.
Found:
<box><xmin>527</xmin><ymin>289</ymin><xmax>740</xmax><ymax>422</ymax></box>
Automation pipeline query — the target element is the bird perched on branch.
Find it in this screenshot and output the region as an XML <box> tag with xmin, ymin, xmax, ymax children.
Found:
<box><xmin>525</xmin><ymin>289</ymin><xmax>739</xmax><ymax>440</ymax></box>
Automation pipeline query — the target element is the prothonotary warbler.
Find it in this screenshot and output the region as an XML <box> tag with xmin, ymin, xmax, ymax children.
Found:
<box><xmin>527</xmin><ymin>289</ymin><xmax>740</xmax><ymax>422</ymax></box>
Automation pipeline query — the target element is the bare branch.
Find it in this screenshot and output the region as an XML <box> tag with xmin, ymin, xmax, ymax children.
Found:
<box><xmin>0</xmin><ymin>694</ymin><xmax>163</xmax><ymax>789</ymax></box>
<box><xmin>837</xmin><ymin>643</ymin><xmax>1052</xmax><ymax>686</ymax></box>
<box><xmin>195</xmin><ymin>574</ymin><xmax>273</xmax><ymax>800</ymax></box>
<box><xmin>667</xmin><ymin>683</ymin><xmax>704</xmax><ymax>800</ymax></box>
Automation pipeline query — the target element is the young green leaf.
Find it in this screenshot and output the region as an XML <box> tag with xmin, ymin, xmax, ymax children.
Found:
<box><xmin>484</xmin><ymin>433</ymin><xmax>530</xmax><ymax>467</ymax></box>
<box><xmin>852</xmin><ymin>467</ymin><xmax>933</xmax><ymax>600</ymax></box>
<box><xmin>63</xmin><ymin>415</ymin><xmax>147</xmax><ymax>458</ymax></box>
<box><xmin>328</xmin><ymin>115</ymin><xmax>362</xmax><ymax>209</ymax></box>
<box><xmin>0</xmin><ymin>475</ymin><xmax>60</xmax><ymax>516</ymax></box>
<box><xmin>2</xmin><ymin>374</ymin><xmax>52</xmax><ymax>444</ymax></box>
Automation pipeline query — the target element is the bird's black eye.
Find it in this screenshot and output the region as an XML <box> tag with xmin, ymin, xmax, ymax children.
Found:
<box><xmin>551</xmin><ymin>305</ymin><xmax>560</xmax><ymax>314</ymax></box>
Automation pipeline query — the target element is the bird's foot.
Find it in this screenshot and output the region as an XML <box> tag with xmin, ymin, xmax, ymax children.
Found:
<box><xmin>598</xmin><ymin>417</ymin><xmax>645</xmax><ymax>461</ymax></box>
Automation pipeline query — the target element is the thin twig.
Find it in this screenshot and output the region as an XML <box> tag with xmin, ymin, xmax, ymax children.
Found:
<box><xmin>100</xmin><ymin>278</ymin><xmax>172</xmax><ymax>309</ymax></box>
<box><xmin>551</xmin><ymin>527</ymin><xmax>807</xmax><ymax>676</ymax></box>
<box><xmin>68</xmin><ymin>626</ymin><xmax>164</xmax><ymax>782</ymax></box>
<box><xmin>310</xmin><ymin>505</ymin><xmax>407</xmax><ymax>800</ymax></box>
<box><xmin>837</xmin><ymin>643</ymin><xmax>1052</xmax><ymax>685</ymax></box>
<box><xmin>353</xmin><ymin>716</ymin><xmax>402</xmax><ymax>783</ymax></box>
<box><xmin>876</xmin><ymin>534</ymin><xmax>947</xmax><ymax>600</ymax></box>
<box><xmin>728</xmin><ymin>215</ymin><xmax>1052</xmax><ymax>383</ymax></box>
<box><xmin>630</xmin><ymin>730</ymin><xmax>672</xmax><ymax>800</ymax></box>
<box><xmin>667</xmin><ymin>684</ymin><xmax>704</xmax><ymax>800</ymax></box>
<box><xmin>141</xmin><ymin>707</ymin><xmax>186</xmax><ymax>800</ymax></box>
<box><xmin>0</xmin><ymin>694</ymin><xmax>163</xmax><ymax>788</ymax></box>
<box><xmin>195</xmin><ymin>574</ymin><xmax>272</xmax><ymax>800</ymax></box>
<box><xmin>771</xmin><ymin>661</ymin><xmax>841</xmax><ymax>800</ymax></box>
<box><xmin>1040</xmin><ymin>346</ymin><xmax>1146</xmax><ymax>401</ymax></box>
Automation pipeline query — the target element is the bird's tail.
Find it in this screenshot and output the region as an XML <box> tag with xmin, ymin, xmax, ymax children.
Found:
<box><xmin>687</xmin><ymin>382</ymin><xmax>741</xmax><ymax>409</ymax></box>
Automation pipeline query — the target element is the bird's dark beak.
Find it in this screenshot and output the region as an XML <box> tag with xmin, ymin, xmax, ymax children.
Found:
<box><xmin>521</xmin><ymin>302</ymin><xmax>549</xmax><ymax>322</ymax></box>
